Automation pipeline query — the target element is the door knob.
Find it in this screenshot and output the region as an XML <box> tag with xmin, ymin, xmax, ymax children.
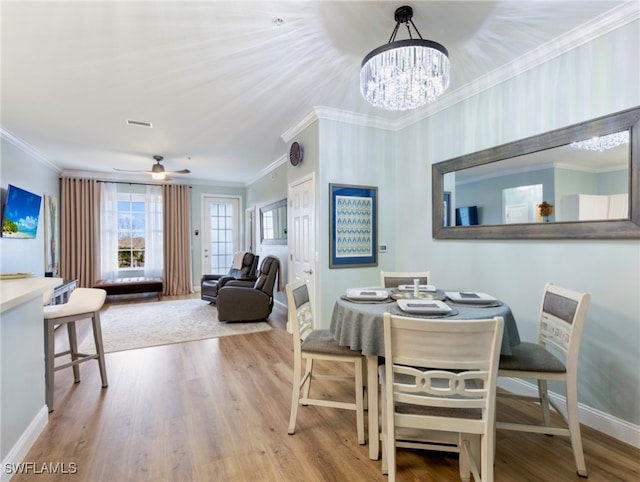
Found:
<box><xmin>303</xmin><ymin>269</ymin><xmax>313</xmax><ymax>274</ymax></box>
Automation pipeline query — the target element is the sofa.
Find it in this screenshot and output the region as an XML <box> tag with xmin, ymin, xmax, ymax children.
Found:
<box><xmin>216</xmin><ymin>255</ymin><xmax>280</xmax><ymax>322</ymax></box>
<box><xmin>200</xmin><ymin>252</ymin><xmax>259</xmax><ymax>304</ymax></box>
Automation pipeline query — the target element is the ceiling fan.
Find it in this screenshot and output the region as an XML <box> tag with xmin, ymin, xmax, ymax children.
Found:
<box><xmin>114</xmin><ymin>155</ymin><xmax>191</xmax><ymax>180</ymax></box>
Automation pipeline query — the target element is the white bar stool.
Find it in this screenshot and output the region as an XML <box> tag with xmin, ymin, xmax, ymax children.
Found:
<box><xmin>43</xmin><ymin>287</ymin><xmax>108</xmax><ymax>411</ymax></box>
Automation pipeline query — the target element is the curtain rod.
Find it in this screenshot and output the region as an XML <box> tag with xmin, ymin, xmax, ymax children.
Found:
<box><xmin>94</xmin><ymin>180</ymin><xmax>192</xmax><ymax>188</ymax></box>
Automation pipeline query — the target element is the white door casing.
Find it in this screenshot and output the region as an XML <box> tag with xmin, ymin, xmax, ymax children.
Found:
<box><xmin>201</xmin><ymin>195</ymin><xmax>241</xmax><ymax>276</ymax></box>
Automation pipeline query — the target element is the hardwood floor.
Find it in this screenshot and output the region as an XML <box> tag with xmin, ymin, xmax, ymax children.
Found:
<box><xmin>13</xmin><ymin>293</ymin><xmax>640</xmax><ymax>481</ymax></box>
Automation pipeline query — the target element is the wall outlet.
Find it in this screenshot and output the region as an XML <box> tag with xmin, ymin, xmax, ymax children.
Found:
<box><xmin>379</xmin><ymin>244</ymin><xmax>388</xmax><ymax>253</ymax></box>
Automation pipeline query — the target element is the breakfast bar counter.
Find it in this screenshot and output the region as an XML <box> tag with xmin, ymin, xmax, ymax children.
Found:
<box><xmin>1</xmin><ymin>276</ymin><xmax>62</xmax><ymax>466</ymax></box>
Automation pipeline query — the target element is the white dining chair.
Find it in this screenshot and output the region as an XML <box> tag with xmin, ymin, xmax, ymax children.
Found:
<box><xmin>285</xmin><ymin>279</ymin><xmax>366</xmax><ymax>445</ymax></box>
<box><xmin>380</xmin><ymin>312</ymin><xmax>504</xmax><ymax>482</ymax></box>
<box><xmin>380</xmin><ymin>271</ymin><xmax>431</xmax><ymax>288</ymax></box>
<box><xmin>496</xmin><ymin>282</ymin><xmax>591</xmax><ymax>477</ymax></box>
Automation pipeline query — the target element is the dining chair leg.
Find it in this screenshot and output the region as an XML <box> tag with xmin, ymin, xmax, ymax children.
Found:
<box><xmin>66</xmin><ymin>321</ymin><xmax>81</xmax><ymax>382</ymax></box>
<box><xmin>481</xmin><ymin>432</ymin><xmax>493</xmax><ymax>482</ymax></box>
<box><xmin>458</xmin><ymin>433</ymin><xmax>472</xmax><ymax>482</ymax></box>
<box><xmin>288</xmin><ymin>356</ymin><xmax>302</xmax><ymax>435</ymax></box>
<box><xmin>361</xmin><ymin>357</ymin><xmax>368</xmax><ymax>411</ymax></box>
<box><xmin>566</xmin><ymin>380</ymin><xmax>587</xmax><ymax>477</ymax></box>
<box><xmin>92</xmin><ymin>312</ymin><xmax>108</xmax><ymax>388</ymax></box>
<box><xmin>44</xmin><ymin>320</ymin><xmax>55</xmax><ymax>411</ymax></box>
<box><xmin>354</xmin><ymin>357</ymin><xmax>365</xmax><ymax>445</ymax></box>
<box><xmin>366</xmin><ymin>355</ymin><xmax>380</xmax><ymax>460</ymax></box>
<box><xmin>302</xmin><ymin>358</ymin><xmax>313</xmax><ymax>403</ymax></box>
<box><xmin>386</xmin><ymin>404</ymin><xmax>397</xmax><ymax>482</ymax></box>
<box><xmin>538</xmin><ymin>379</ymin><xmax>551</xmax><ymax>426</ymax></box>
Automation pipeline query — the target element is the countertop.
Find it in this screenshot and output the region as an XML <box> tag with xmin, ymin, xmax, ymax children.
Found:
<box><xmin>0</xmin><ymin>277</ymin><xmax>63</xmax><ymax>313</ymax></box>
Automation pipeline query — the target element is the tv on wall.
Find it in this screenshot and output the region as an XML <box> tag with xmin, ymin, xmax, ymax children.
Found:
<box><xmin>1</xmin><ymin>184</ymin><xmax>42</xmax><ymax>239</ymax></box>
<box><xmin>455</xmin><ymin>206</ymin><xmax>479</xmax><ymax>226</ymax></box>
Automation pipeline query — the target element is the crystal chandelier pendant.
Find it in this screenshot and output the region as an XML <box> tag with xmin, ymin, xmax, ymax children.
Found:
<box><xmin>360</xmin><ymin>6</ymin><xmax>450</xmax><ymax>111</ymax></box>
<box><xmin>569</xmin><ymin>131</ymin><xmax>630</xmax><ymax>152</ymax></box>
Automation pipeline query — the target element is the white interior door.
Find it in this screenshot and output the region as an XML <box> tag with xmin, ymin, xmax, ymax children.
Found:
<box><xmin>201</xmin><ymin>195</ymin><xmax>241</xmax><ymax>275</ymax></box>
<box><xmin>288</xmin><ymin>175</ymin><xmax>316</xmax><ymax>331</ymax></box>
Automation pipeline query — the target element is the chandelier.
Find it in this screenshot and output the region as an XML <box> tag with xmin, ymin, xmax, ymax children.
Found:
<box><xmin>569</xmin><ymin>131</ymin><xmax>629</xmax><ymax>152</ymax></box>
<box><xmin>360</xmin><ymin>5</ymin><xmax>450</xmax><ymax>111</ymax></box>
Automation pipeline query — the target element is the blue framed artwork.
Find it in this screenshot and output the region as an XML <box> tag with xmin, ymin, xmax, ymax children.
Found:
<box><xmin>329</xmin><ymin>183</ymin><xmax>378</xmax><ymax>269</ymax></box>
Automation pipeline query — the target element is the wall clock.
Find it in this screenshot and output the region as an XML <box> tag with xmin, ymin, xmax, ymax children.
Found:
<box><xmin>289</xmin><ymin>141</ymin><xmax>303</xmax><ymax>166</ymax></box>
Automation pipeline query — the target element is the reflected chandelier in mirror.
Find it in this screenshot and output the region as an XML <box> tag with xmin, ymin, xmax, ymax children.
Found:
<box><xmin>432</xmin><ymin>107</ymin><xmax>640</xmax><ymax>239</ymax></box>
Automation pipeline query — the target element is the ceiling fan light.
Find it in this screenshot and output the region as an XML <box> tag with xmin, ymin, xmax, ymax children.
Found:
<box><xmin>152</xmin><ymin>172</ymin><xmax>166</xmax><ymax>180</ymax></box>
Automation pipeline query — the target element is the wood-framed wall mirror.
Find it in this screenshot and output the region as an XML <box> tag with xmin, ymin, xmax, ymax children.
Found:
<box><xmin>432</xmin><ymin>107</ymin><xmax>640</xmax><ymax>239</ymax></box>
<box><xmin>260</xmin><ymin>198</ymin><xmax>287</xmax><ymax>245</ymax></box>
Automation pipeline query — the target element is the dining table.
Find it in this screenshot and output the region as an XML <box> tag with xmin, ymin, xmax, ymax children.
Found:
<box><xmin>329</xmin><ymin>288</ymin><xmax>521</xmax><ymax>460</ymax></box>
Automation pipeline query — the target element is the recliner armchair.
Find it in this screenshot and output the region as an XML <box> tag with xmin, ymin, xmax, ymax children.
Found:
<box><xmin>216</xmin><ymin>256</ymin><xmax>280</xmax><ymax>322</ymax></box>
<box><xmin>201</xmin><ymin>252</ymin><xmax>259</xmax><ymax>304</ymax></box>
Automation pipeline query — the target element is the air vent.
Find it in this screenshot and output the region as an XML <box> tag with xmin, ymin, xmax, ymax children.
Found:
<box><xmin>126</xmin><ymin>119</ymin><xmax>152</xmax><ymax>128</ymax></box>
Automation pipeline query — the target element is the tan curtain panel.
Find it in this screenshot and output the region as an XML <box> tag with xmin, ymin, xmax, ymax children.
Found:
<box><xmin>60</xmin><ymin>177</ymin><xmax>100</xmax><ymax>288</ymax></box>
<box><xmin>162</xmin><ymin>184</ymin><xmax>193</xmax><ymax>295</ymax></box>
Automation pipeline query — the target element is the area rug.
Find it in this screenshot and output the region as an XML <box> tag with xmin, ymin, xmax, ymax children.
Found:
<box><xmin>79</xmin><ymin>299</ymin><xmax>272</xmax><ymax>353</ymax></box>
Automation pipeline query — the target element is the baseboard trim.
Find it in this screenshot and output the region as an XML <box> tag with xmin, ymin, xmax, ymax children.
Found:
<box><xmin>1</xmin><ymin>406</ymin><xmax>49</xmax><ymax>482</ymax></box>
<box><xmin>498</xmin><ymin>378</ymin><xmax>640</xmax><ymax>449</ymax></box>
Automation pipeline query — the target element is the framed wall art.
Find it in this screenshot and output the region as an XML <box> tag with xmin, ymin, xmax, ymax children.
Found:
<box><xmin>329</xmin><ymin>183</ymin><xmax>377</xmax><ymax>269</ymax></box>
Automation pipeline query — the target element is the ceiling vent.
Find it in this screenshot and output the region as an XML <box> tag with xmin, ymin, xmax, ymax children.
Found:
<box><xmin>126</xmin><ymin>119</ymin><xmax>152</xmax><ymax>128</ymax></box>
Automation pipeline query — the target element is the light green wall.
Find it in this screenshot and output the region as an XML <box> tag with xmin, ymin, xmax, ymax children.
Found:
<box><xmin>247</xmin><ymin>162</ymin><xmax>288</xmax><ymax>305</ymax></box>
<box><xmin>0</xmin><ymin>136</ymin><xmax>60</xmax><ymax>461</ymax></box>
<box><xmin>394</xmin><ymin>20</ymin><xmax>640</xmax><ymax>424</ymax></box>
<box><xmin>315</xmin><ymin>119</ymin><xmax>397</xmax><ymax>325</ymax></box>
<box><xmin>0</xmin><ymin>138</ymin><xmax>59</xmax><ymax>275</ymax></box>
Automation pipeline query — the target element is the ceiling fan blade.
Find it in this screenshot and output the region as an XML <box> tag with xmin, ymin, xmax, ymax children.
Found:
<box><xmin>113</xmin><ymin>168</ymin><xmax>153</xmax><ymax>173</ymax></box>
<box><xmin>167</xmin><ymin>169</ymin><xmax>191</xmax><ymax>174</ymax></box>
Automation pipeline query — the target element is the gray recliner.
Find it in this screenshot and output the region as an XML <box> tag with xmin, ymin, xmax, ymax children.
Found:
<box><xmin>201</xmin><ymin>252</ymin><xmax>259</xmax><ymax>304</ymax></box>
<box><xmin>216</xmin><ymin>255</ymin><xmax>280</xmax><ymax>322</ymax></box>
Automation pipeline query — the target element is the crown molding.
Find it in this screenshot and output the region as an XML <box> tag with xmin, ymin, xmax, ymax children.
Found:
<box><xmin>281</xmin><ymin>106</ymin><xmax>396</xmax><ymax>143</ymax></box>
<box><xmin>1</xmin><ymin>127</ymin><xmax>60</xmax><ymax>173</ymax></box>
<box><xmin>397</xmin><ymin>1</ymin><xmax>640</xmax><ymax>129</ymax></box>
<box><xmin>280</xmin><ymin>110</ymin><xmax>318</xmax><ymax>143</ymax></box>
<box><xmin>285</xmin><ymin>2</ymin><xmax>639</xmax><ymax>135</ymax></box>
<box><xmin>245</xmin><ymin>153</ymin><xmax>288</xmax><ymax>187</ymax></box>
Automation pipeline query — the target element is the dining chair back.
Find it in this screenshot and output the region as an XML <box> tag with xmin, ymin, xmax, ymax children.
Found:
<box><xmin>497</xmin><ymin>282</ymin><xmax>591</xmax><ymax>477</ymax></box>
<box><xmin>380</xmin><ymin>271</ymin><xmax>430</xmax><ymax>288</ymax></box>
<box><xmin>285</xmin><ymin>279</ymin><xmax>366</xmax><ymax>445</ymax></box>
<box><xmin>380</xmin><ymin>313</ymin><xmax>504</xmax><ymax>482</ymax></box>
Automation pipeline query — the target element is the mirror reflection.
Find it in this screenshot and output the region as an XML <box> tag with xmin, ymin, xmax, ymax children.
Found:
<box><xmin>260</xmin><ymin>198</ymin><xmax>287</xmax><ymax>245</ymax></box>
<box><xmin>432</xmin><ymin>106</ymin><xmax>640</xmax><ymax>239</ymax></box>
<box><xmin>444</xmin><ymin>133</ymin><xmax>630</xmax><ymax>226</ymax></box>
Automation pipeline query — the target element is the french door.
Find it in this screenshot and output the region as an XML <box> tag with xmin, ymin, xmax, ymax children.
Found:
<box><xmin>202</xmin><ymin>195</ymin><xmax>241</xmax><ymax>275</ymax></box>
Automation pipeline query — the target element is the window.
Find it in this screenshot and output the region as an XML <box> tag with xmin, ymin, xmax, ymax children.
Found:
<box><xmin>118</xmin><ymin>193</ymin><xmax>146</xmax><ymax>268</ymax></box>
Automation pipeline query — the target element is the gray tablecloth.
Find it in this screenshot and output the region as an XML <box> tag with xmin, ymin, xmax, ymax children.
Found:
<box><xmin>330</xmin><ymin>297</ymin><xmax>520</xmax><ymax>356</ymax></box>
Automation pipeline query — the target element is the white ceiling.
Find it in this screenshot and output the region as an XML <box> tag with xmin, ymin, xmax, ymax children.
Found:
<box><xmin>1</xmin><ymin>1</ymin><xmax>633</xmax><ymax>186</ymax></box>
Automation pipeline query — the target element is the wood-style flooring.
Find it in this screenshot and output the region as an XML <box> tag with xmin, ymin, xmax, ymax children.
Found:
<box><xmin>12</xmin><ymin>293</ymin><xmax>640</xmax><ymax>481</ymax></box>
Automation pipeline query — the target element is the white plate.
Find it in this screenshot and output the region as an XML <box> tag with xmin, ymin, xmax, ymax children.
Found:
<box><xmin>397</xmin><ymin>284</ymin><xmax>436</xmax><ymax>292</ymax></box>
<box><xmin>397</xmin><ymin>299</ymin><xmax>452</xmax><ymax>315</ymax></box>
<box><xmin>445</xmin><ymin>291</ymin><xmax>497</xmax><ymax>304</ymax></box>
<box><xmin>346</xmin><ymin>289</ymin><xmax>389</xmax><ymax>301</ymax></box>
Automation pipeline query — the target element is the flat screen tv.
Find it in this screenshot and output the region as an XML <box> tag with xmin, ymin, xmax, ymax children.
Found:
<box><xmin>2</xmin><ymin>184</ymin><xmax>42</xmax><ymax>239</ymax></box>
<box><xmin>455</xmin><ymin>206</ymin><xmax>479</xmax><ymax>226</ymax></box>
